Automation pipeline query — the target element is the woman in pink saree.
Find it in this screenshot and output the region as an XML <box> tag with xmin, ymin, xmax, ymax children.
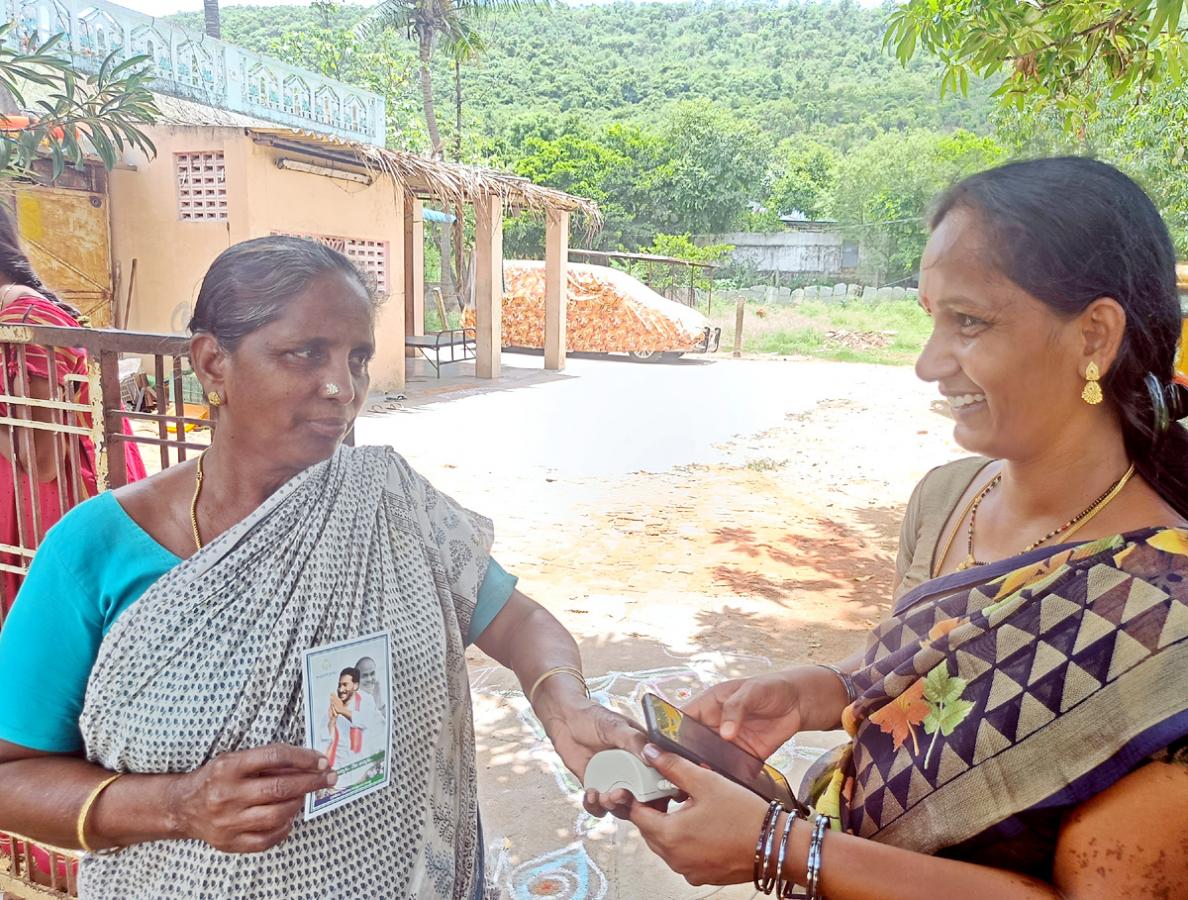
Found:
<box><xmin>0</xmin><ymin>208</ymin><xmax>146</xmax><ymax>611</ymax></box>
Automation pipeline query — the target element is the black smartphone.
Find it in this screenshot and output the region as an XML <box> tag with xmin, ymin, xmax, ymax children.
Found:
<box><xmin>641</xmin><ymin>692</ymin><xmax>809</xmax><ymax>815</ymax></box>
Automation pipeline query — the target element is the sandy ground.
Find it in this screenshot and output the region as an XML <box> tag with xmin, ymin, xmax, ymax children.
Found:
<box><xmin>350</xmin><ymin>352</ymin><xmax>965</xmax><ymax>899</ymax></box>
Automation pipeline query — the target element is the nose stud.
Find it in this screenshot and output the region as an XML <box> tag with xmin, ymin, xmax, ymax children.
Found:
<box><xmin>322</xmin><ymin>383</ymin><xmax>341</xmax><ymax>398</ymax></box>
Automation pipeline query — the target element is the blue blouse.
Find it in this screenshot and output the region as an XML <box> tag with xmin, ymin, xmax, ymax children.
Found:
<box><xmin>0</xmin><ymin>491</ymin><xmax>517</xmax><ymax>752</ymax></box>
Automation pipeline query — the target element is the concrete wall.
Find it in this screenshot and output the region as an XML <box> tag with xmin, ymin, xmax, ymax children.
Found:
<box><xmin>109</xmin><ymin>125</ymin><xmax>407</xmax><ymax>388</ymax></box>
<box><xmin>711</xmin><ymin>229</ymin><xmax>857</xmax><ymax>276</ymax></box>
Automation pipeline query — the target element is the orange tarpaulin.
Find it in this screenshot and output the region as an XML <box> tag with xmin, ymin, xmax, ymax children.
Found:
<box><xmin>465</xmin><ymin>261</ymin><xmax>710</xmax><ymax>354</ymax></box>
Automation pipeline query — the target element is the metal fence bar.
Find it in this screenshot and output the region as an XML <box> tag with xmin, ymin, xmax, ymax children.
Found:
<box><xmin>0</xmin><ymin>344</ymin><xmax>26</xmax><ymax>622</ymax></box>
<box><xmin>99</xmin><ymin>351</ymin><xmax>125</xmax><ymax>492</ymax></box>
<box><xmin>172</xmin><ymin>356</ymin><xmax>187</xmax><ymax>464</ymax></box>
<box><xmin>64</xmin><ymin>375</ymin><xmax>87</xmax><ymax>514</ymax></box>
<box><xmin>13</xmin><ymin>346</ymin><xmax>43</xmax><ymax>551</ymax></box>
<box><xmin>0</xmin><ymin>393</ymin><xmax>94</xmax><ymax>415</ymax></box>
<box><xmin>153</xmin><ymin>352</ymin><xmax>169</xmax><ymax>472</ymax></box>
<box><xmin>44</xmin><ymin>347</ymin><xmax>69</xmax><ymax>519</ymax></box>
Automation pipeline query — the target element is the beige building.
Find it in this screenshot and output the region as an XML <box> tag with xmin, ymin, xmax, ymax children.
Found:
<box><xmin>4</xmin><ymin>98</ymin><xmax>593</xmax><ymax>391</ymax></box>
<box><xmin>107</xmin><ymin>103</ymin><xmax>409</xmax><ymax>386</ymax></box>
<box><xmin>3</xmin><ymin>0</ymin><xmax>594</xmax><ymax>390</ymax></box>
<box><xmin>103</xmin><ymin>100</ymin><xmax>592</xmax><ymax>390</ymax></box>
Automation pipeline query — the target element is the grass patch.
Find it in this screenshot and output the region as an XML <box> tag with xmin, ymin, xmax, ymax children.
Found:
<box><xmin>709</xmin><ymin>298</ymin><xmax>930</xmax><ymax>365</ymax></box>
<box><xmin>424</xmin><ymin>305</ymin><xmax>465</xmax><ymax>332</ymax></box>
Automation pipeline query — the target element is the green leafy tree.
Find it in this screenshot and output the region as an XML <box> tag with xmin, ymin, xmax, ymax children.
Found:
<box><xmin>1</xmin><ymin>27</ymin><xmax>158</xmax><ymax>178</ymax></box>
<box><xmin>828</xmin><ymin>129</ymin><xmax>1005</xmax><ymax>284</ymax></box>
<box><xmin>499</xmin><ymin>122</ymin><xmax>639</xmax><ymax>253</ymax></box>
<box><xmin>993</xmin><ymin>84</ymin><xmax>1188</xmax><ymax>252</ymax></box>
<box><xmin>886</xmin><ymin>0</ymin><xmax>1188</xmax><ymax>124</ymax></box>
<box><xmin>627</xmin><ymin>232</ymin><xmax>732</xmax><ymax>294</ymax></box>
<box><xmin>765</xmin><ymin>139</ymin><xmax>840</xmax><ymax>221</ymax></box>
<box><xmin>640</xmin><ymin>101</ymin><xmax>772</xmax><ymax>235</ymax></box>
<box><xmin>886</xmin><ymin>0</ymin><xmax>1188</xmax><ymax>254</ymax></box>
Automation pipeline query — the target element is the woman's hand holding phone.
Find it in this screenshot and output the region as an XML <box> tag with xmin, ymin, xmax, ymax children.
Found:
<box><xmin>681</xmin><ymin>665</ymin><xmax>851</xmax><ymax>758</ymax></box>
<box><xmin>627</xmin><ymin>742</ymin><xmax>783</xmax><ymax>887</ymax></box>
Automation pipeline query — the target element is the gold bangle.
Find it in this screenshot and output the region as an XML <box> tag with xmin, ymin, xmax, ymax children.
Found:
<box><xmin>527</xmin><ymin>666</ymin><xmax>589</xmax><ymax>706</ymax></box>
<box><xmin>76</xmin><ymin>773</ymin><xmax>123</xmax><ymax>854</ymax></box>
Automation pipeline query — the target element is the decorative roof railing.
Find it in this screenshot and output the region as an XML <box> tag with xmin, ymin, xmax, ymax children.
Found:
<box><xmin>2</xmin><ymin>0</ymin><xmax>387</xmax><ymax>146</ymax></box>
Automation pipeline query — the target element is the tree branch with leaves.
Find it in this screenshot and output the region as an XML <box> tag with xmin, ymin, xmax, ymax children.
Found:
<box><xmin>885</xmin><ymin>0</ymin><xmax>1188</xmax><ymax>123</ymax></box>
<box><xmin>1</xmin><ymin>25</ymin><xmax>158</xmax><ymax>179</ymax></box>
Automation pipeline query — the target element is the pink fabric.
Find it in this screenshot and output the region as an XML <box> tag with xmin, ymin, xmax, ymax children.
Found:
<box><xmin>0</xmin><ymin>833</ymin><xmax>77</xmax><ymax>883</ymax></box>
<box><xmin>0</xmin><ymin>295</ymin><xmax>147</xmax><ymax>614</ymax></box>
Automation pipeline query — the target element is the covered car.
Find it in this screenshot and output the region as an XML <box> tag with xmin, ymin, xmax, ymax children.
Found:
<box><xmin>470</xmin><ymin>260</ymin><xmax>720</xmax><ymax>361</ymax></box>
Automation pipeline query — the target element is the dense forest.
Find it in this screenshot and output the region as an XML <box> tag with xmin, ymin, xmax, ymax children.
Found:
<box><xmin>173</xmin><ymin>2</ymin><xmax>992</xmax><ymax>148</ymax></box>
<box><xmin>170</xmin><ymin>2</ymin><xmax>1185</xmax><ymax>279</ymax></box>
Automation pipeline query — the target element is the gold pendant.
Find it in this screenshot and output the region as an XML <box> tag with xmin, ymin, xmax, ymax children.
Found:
<box><xmin>956</xmin><ymin>554</ymin><xmax>976</xmax><ymax>572</ymax></box>
<box><xmin>1081</xmin><ymin>380</ymin><xmax>1103</xmax><ymax>405</ymax></box>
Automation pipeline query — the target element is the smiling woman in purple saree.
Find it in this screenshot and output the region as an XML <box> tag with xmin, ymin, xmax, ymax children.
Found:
<box><xmin>624</xmin><ymin>158</ymin><xmax>1188</xmax><ymax>898</ymax></box>
<box><xmin>808</xmin><ymin>527</ymin><xmax>1187</xmax><ymax>867</ymax></box>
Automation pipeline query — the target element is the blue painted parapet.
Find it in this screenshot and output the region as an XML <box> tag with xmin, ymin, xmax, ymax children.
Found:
<box><xmin>3</xmin><ymin>0</ymin><xmax>387</xmax><ymax>146</ymax></box>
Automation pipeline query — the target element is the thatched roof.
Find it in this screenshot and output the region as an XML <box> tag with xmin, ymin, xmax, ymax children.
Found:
<box><xmin>356</xmin><ymin>144</ymin><xmax>601</xmax><ymax>224</ymax></box>
<box><xmin>149</xmin><ymin>94</ymin><xmax>600</xmax><ymax>225</ymax></box>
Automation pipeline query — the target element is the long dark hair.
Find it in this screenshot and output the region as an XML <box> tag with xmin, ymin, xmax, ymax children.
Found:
<box><xmin>189</xmin><ymin>236</ymin><xmax>374</xmax><ymax>349</ymax></box>
<box><xmin>933</xmin><ymin>157</ymin><xmax>1188</xmax><ymax>519</ymax></box>
<box><xmin>0</xmin><ymin>202</ymin><xmax>85</xmax><ymax>323</ymax></box>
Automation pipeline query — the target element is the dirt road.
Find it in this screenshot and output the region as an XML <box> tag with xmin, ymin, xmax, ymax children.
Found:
<box><xmin>356</xmin><ymin>354</ymin><xmax>964</xmax><ymax>899</ymax></box>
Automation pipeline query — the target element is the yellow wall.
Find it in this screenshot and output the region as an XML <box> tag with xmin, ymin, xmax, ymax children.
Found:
<box><xmin>109</xmin><ymin>127</ymin><xmax>234</xmax><ymax>336</ymax></box>
<box><xmin>109</xmin><ymin>126</ymin><xmax>407</xmax><ymax>388</ymax></box>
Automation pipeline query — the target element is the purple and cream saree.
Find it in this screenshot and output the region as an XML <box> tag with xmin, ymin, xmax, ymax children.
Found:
<box><xmin>804</xmin><ymin>529</ymin><xmax>1188</xmax><ymax>871</ymax></box>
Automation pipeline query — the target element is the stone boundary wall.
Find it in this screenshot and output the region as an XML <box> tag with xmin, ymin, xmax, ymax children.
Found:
<box><xmin>720</xmin><ymin>284</ymin><xmax>919</xmax><ymax>305</ymax></box>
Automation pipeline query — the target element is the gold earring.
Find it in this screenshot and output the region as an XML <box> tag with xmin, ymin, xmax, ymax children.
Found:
<box><xmin>207</xmin><ymin>391</ymin><xmax>222</xmax><ymax>407</ymax></box>
<box><xmin>1082</xmin><ymin>361</ymin><xmax>1103</xmax><ymax>405</ymax></box>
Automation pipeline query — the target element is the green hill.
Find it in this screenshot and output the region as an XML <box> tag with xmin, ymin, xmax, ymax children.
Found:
<box><xmin>166</xmin><ymin>1</ymin><xmax>1010</xmax><ymax>265</ymax></box>
<box><xmin>171</xmin><ymin>1</ymin><xmax>993</xmax><ymax>153</ymax></box>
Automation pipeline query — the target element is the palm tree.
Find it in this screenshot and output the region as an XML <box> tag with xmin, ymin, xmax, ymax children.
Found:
<box><xmin>359</xmin><ymin>0</ymin><xmax>547</xmax><ymax>160</ymax></box>
<box><xmin>203</xmin><ymin>0</ymin><xmax>221</xmax><ymax>39</ymax></box>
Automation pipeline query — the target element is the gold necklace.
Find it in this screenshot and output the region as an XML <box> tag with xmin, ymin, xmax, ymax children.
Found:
<box><xmin>952</xmin><ymin>463</ymin><xmax>1136</xmax><ymax>572</ymax></box>
<box><xmin>190</xmin><ymin>453</ymin><xmax>205</xmax><ymax>551</ymax></box>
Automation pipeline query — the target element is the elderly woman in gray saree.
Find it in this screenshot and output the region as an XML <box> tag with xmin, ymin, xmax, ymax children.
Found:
<box><xmin>0</xmin><ymin>236</ymin><xmax>644</xmax><ymax>898</ymax></box>
<box><xmin>626</xmin><ymin>158</ymin><xmax>1188</xmax><ymax>898</ymax></box>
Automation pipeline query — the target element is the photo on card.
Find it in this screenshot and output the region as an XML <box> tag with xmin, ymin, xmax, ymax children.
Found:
<box><xmin>301</xmin><ymin>630</ymin><xmax>392</xmax><ymax>821</ymax></box>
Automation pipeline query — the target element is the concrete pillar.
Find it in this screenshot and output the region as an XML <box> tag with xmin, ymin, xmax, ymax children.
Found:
<box><xmin>370</xmin><ymin>186</ymin><xmax>407</xmax><ymax>391</ymax></box>
<box><xmin>403</xmin><ymin>196</ymin><xmax>424</xmax><ymax>358</ymax></box>
<box><xmin>544</xmin><ymin>209</ymin><xmax>569</xmax><ymax>371</ymax></box>
<box><xmin>474</xmin><ymin>196</ymin><xmax>503</xmax><ymax>379</ymax></box>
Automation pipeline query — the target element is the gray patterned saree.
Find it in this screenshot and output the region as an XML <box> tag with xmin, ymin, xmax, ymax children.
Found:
<box><xmin>77</xmin><ymin>446</ymin><xmax>494</xmax><ymax>898</ymax></box>
<box><xmin>804</xmin><ymin>528</ymin><xmax>1188</xmax><ymax>875</ymax></box>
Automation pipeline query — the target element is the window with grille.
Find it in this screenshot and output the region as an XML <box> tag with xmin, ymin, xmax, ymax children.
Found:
<box><xmin>271</xmin><ymin>231</ymin><xmax>389</xmax><ymax>296</ymax></box>
<box><xmin>343</xmin><ymin>239</ymin><xmax>388</xmax><ymax>296</ymax></box>
<box><xmin>175</xmin><ymin>152</ymin><xmax>227</xmax><ymax>221</ymax></box>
